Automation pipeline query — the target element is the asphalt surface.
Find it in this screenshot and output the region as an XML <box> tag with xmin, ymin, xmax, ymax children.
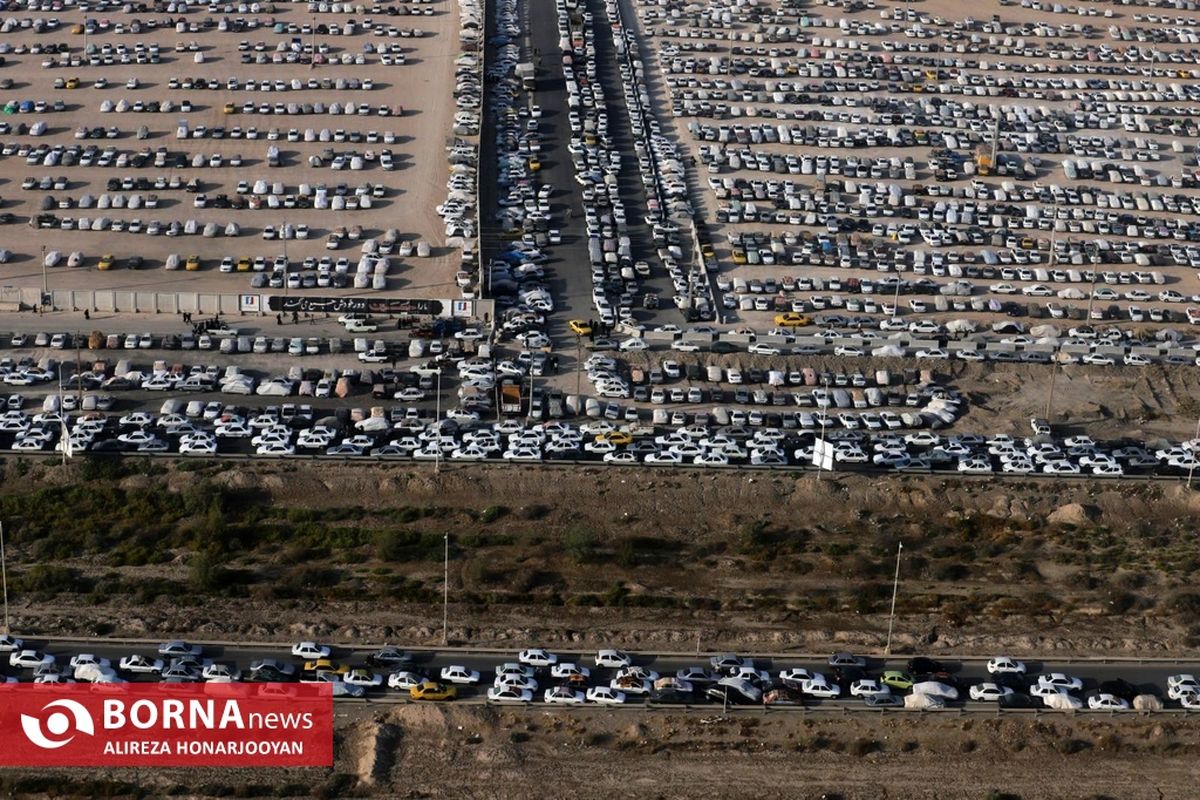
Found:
<box><xmin>520</xmin><ymin>0</ymin><xmax>680</xmax><ymax>348</ymax></box>
<box><xmin>11</xmin><ymin>637</ymin><xmax>1199</xmax><ymax>712</ymax></box>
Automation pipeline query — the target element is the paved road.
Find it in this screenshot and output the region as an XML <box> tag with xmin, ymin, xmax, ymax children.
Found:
<box><xmin>12</xmin><ymin>637</ymin><xmax>1197</xmax><ymax>712</ymax></box>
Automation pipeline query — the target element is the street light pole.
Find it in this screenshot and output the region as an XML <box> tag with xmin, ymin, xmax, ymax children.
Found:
<box><xmin>41</xmin><ymin>245</ymin><xmax>47</xmax><ymax>309</ymax></box>
<box><xmin>1</xmin><ymin>521</ymin><xmax>10</xmax><ymax>634</ymax></box>
<box><xmin>442</xmin><ymin>533</ymin><xmax>449</xmax><ymax>645</ymax></box>
<box><xmin>884</xmin><ymin>541</ymin><xmax>903</xmax><ymax>656</ymax></box>
<box><xmin>1188</xmin><ymin>416</ymin><xmax>1200</xmax><ymax>490</ymax></box>
<box><xmin>434</xmin><ymin>368</ymin><xmax>442</xmax><ymax>474</ymax></box>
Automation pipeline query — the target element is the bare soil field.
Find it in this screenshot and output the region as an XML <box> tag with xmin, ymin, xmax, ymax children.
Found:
<box><xmin>8</xmin><ymin>704</ymin><xmax>1200</xmax><ymax>799</ymax></box>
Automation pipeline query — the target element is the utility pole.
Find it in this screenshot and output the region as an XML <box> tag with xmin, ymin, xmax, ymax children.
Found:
<box><xmin>1188</xmin><ymin>416</ymin><xmax>1200</xmax><ymax>490</ymax></box>
<box><xmin>884</xmin><ymin>541</ymin><xmax>903</xmax><ymax>656</ymax></box>
<box><xmin>74</xmin><ymin>331</ymin><xmax>83</xmax><ymax>411</ymax></box>
<box><xmin>58</xmin><ymin>372</ymin><xmax>68</xmax><ymax>467</ymax></box>
<box><xmin>442</xmin><ymin>534</ymin><xmax>449</xmax><ymax>646</ymax></box>
<box><xmin>1</xmin><ymin>521</ymin><xmax>10</xmax><ymax>634</ymax></box>
<box><xmin>1044</xmin><ymin>360</ymin><xmax>1058</xmax><ymax>420</ymax></box>
<box><xmin>575</xmin><ymin>335</ymin><xmax>582</xmax><ymax>396</ymax></box>
<box><xmin>815</xmin><ymin>375</ymin><xmax>830</xmax><ymax>479</ymax></box>
<box><xmin>1085</xmin><ymin>261</ymin><xmax>1099</xmax><ymax>323</ymax></box>
<box><xmin>434</xmin><ymin>368</ymin><xmax>442</xmax><ymax>474</ymax></box>
<box><xmin>41</xmin><ymin>245</ymin><xmax>47</xmax><ymax>310</ymax></box>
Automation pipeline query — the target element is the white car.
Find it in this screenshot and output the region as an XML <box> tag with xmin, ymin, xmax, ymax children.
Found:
<box><xmin>986</xmin><ymin>656</ymin><xmax>1026</xmax><ymax>675</ymax></box>
<box><xmin>595</xmin><ymin>649</ymin><xmax>632</xmax><ymax>669</ymax></box>
<box><xmin>10</xmin><ymin>649</ymin><xmax>54</xmax><ymax>669</ymax></box>
<box><xmin>544</xmin><ymin>687</ymin><xmax>585</xmax><ymax>705</ymax></box>
<box><xmin>0</xmin><ymin>634</ymin><xmax>23</xmax><ymax>652</ymax></box>
<box><xmin>778</xmin><ymin>668</ymin><xmax>813</xmax><ymax>687</ymax></box>
<box><xmin>440</xmin><ymin>665</ymin><xmax>481</xmax><ymax>684</ymax></box>
<box><xmin>494</xmin><ymin>673</ymin><xmax>538</xmax><ymax>692</ymax></box>
<box><xmin>1167</xmin><ymin>674</ymin><xmax>1200</xmax><ymax>700</ymax></box>
<box><xmin>487</xmin><ymin>686</ymin><xmax>532</xmax><ymax>703</ymax></box>
<box><xmin>550</xmin><ymin>663</ymin><xmax>591</xmax><ymax>680</ymax></box>
<box><xmin>518</xmin><ymin>648</ymin><xmax>558</xmax><ymax>667</ymax></box>
<box><xmin>118</xmin><ymin>654</ymin><xmax>164</xmax><ymax>674</ymax></box>
<box><xmin>292</xmin><ymin>642</ymin><xmax>331</xmax><ymax>660</ymax></box>
<box><xmin>969</xmin><ymin>683</ymin><xmax>1014</xmax><ymax>701</ymax></box>
<box><xmin>801</xmin><ymin>677</ymin><xmax>841</xmax><ymax>698</ymax></box>
<box><xmin>387</xmin><ymin>671</ymin><xmax>424</xmax><ymax>691</ymax></box>
<box><xmin>1036</xmin><ymin>673</ymin><xmax>1083</xmax><ymax>692</ymax></box>
<box><xmin>343</xmin><ymin>669</ymin><xmax>383</xmax><ymax>688</ymax></box>
<box><xmin>586</xmin><ymin>686</ymin><xmax>626</xmax><ymax>705</ymax></box>
<box><xmin>495</xmin><ymin>662</ymin><xmax>535</xmax><ymax>679</ymax></box>
<box><xmin>69</xmin><ymin>653</ymin><xmax>111</xmax><ymax>671</ymax></box>
<box><xmin>1087</xmin><ymin>693</ymin><xmax>1130</xmax><ymax>711</ymax></box>
<box><xmin>849</xmin><ymin>679</ymin><xmax>890</xmax><ymax>698</ymax></box>
<box><xmin>202</xmin><ymin>663</ymin><xmax>241</xmax><ymax>682</ymax></box>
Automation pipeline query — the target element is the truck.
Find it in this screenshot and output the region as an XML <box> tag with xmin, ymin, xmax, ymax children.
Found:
<box><xmin>516</xmin><ymin>62</ymin><xmax>536</xmax><ymax>91</ymax></box>
<box><xmin>500</xmin><ymin>381</ymin><xmax>522</xmax><ymax>414</ymax></box>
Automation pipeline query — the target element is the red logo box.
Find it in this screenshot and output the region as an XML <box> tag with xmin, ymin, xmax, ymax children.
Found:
<box><xmin>0</xmin><ymin>683</ymin><xmax>333</xmax><ymax>767</ymax></box>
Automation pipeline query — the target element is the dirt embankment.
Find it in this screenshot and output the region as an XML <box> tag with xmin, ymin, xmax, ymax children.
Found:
<box><xmin>7</xmin><ymin>459</ymin><xmax>1200</xmax><ymax>657</ymax></box>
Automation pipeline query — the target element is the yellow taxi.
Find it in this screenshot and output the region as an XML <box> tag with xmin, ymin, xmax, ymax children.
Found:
<box><xmin>236</xmin><ymin>257</ymin><xmax>252</xmax><ymax>272</ymax></box>
<box><xmin>304</xmin><ymin>659</ymin><xmax>348</xmax><ymax>675</ymax></box>
<box><xmin>65</xmin><ymin>77</ymin><xmax>79</xmax><ymax>89</ymax></box>
<box><xmin>223</xmin><ymin>102</ymin><xmax>236</xmax><ymax>114</ymax></box>
<box><xmin>595</xmin><ymin>431</ymin><xmax>632</xmax><ymax>446</ymax></box>
<box><xmin>185</xmin><ymin>255</ymin><xmax>201</xmax><ymax>271</ymax></box>
<box><xmin>568</xmin><ymin>319</ymin><xmax>592</xmax><ymax>336</ymax></box>
<box><xmin>773</xmin><ymin>312</ymin><xmax>810</xmax><ymax>327</ymax></box>
<box><xmin>97</xmin><ymin>254</ymin><xmax>114</xmax><ymax>271</ymax></box>
<box><xmin>410</xmin><ymin>681</ymin><xmax>457</xmax><ymax>701</ymax></box>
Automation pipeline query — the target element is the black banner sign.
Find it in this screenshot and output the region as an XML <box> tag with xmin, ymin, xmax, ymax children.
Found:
<box><xmin>266</xmin><ymin>296</ymin><xmax>444</xmax><ymax>316</ymax></box>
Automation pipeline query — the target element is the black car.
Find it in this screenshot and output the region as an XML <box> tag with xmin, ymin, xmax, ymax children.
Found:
<box><xmin>1098</xmin><ymin>679</ymin><xmax>1139</xmax><ymax>702</ymax></box>
<box><xmin>993</xmin><ymin>673</ymin><xmax>1027</xmax><ymax>692</ymax></box>
<box><xmin>998</xmin><ymin>692</ymin><xmax>1036</xmax><ymax>709</ymax></box>
<box><xmin>834</xmin><ymin>665</ymin><xmax>865</xmax><ymax>684</ymax></box>
<box><xmin>907</xmin><ymin>657</ymin><xmax>943</xmax><ymax>675</ymax></box>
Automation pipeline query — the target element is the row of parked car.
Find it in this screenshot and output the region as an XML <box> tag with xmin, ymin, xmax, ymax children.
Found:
<box><xmin>5</xmin><ymin>394</ymin><xmax>1198</xmax><ymax>477</ymax></box>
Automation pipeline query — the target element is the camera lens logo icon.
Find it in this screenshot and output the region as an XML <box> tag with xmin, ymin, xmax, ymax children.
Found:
<box><xmin>21</xmin><ymin>700</ymin><xmax>95</xmax><ymax>749</ymax></box>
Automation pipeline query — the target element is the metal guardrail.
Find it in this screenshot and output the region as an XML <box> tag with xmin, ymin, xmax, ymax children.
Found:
<box><xmin>37</xmin><ymin>636</ymin><xmax>1200</xmax><ymax>665</ymax></box>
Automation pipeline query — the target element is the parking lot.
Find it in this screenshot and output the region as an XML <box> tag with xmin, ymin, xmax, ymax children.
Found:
<box><xmin>0</xmin><ymin>0</ymin><xmax>469</xmax><ymax>298</ymax></box>
<box><xmin>627</xmin><ymin>0</ymin><xmax>1200</xmax><ymax>340</ymax></box>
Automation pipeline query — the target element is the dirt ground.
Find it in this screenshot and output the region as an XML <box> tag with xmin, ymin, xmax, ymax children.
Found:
<box><xmin>332</xmin><ymin>704</ymin><xmax>1200</xmax><ymax>800</ymax></box>
<box><xmin>9</xmin><ymin>458</ymin><xmax>1200</xmax><ymax>657</ymax></box>
<box><xmin>12</xmin><ymin>704</ymin><xmax>1200</xmax><ymax>799</ymax></box>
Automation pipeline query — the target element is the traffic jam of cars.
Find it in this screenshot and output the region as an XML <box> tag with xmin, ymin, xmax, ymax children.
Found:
<box><xmin>0</xmin><ymin>322</ymin><xmax>1198</xmax><ymax>475</ymax></box>
<box><xmin>0</xmin><ymin>636</ymin><xmax>1191</xmax><ymax>713</ymax></box>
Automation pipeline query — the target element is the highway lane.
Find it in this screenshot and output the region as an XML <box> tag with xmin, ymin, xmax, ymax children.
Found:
<box><xmin>9</xmin><ymin>637</ymin><xmax>1199</xmax><ymax>712</ymax></box>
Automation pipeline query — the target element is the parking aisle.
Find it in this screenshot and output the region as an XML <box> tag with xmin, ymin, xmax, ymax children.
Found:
<box><xmin>522</xmin><ymin>0</ymin><xmax>595</xmax><ymax>344</ymax></box>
